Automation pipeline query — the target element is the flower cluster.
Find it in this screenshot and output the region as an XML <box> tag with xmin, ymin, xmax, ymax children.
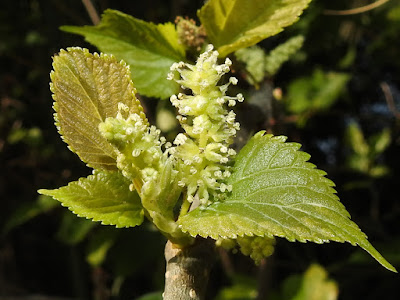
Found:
<box><xmin>99</xmin><ymin>45</ymin><xmax>243</xmax><ymax>209</ymax></box>
<box><xmin>167</xmin><ymin>44</ymin><xmax>244</xmax><ymax>206</ymax></box>
<box><xmin>99</xmin><ymin>103</ymin><xmax>166</xmax><ymax>192</ymax></box>
<box><xmin>216</xmin><ymin>236</ymin><xmax>276</xmax><ymax>265</ymax></box>
<box><xmin>237</xmin><ymin>236</ymin><xmax>275</xmax><ymax>265</ymax></box>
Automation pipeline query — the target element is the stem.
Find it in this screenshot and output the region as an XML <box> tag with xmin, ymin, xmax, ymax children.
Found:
<box><xmin>164</xmin><ymin>239</ymin><xmax>215</xmax><ymax>300</ymax></box>
<box><xmin>323</xmin><ymin>0</ymin><xmax>389</xmax><ymax>16</ymax></box>
<box><xmin>381</xmin><ymin>81</ymin><xmax>400</xmax><ymax>119</ymax></box>
<box><xmin>81</xmin><ymin>0</ymin><xmax>100</xmax><ymax>24</ymax></box>
<box><xmin>256</xmin><ymin>257</ymin><xmax>274</xmax><ymax>300</ymax></box>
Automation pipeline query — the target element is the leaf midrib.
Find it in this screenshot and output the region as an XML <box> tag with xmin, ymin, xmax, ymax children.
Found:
<box><xmin>231</xmin><ymin>165</ymin><xmax>321</xmax><ymax>185</ymax></box>
<box><xmin>61</xmin><ymin>58</ymin><xmax>103</xmax><ymax>121</ymax></box>
<box><xmin>229</xmin><ymin>181</ymin><xmax>338</xmax><ymax>203</ymax></box>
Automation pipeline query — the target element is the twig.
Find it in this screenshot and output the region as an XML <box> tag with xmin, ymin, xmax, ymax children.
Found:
<box><xmin>82</xmin><ymin>0</ymin><xmax>100</xmax><ymax>25</ymax></box>
<box><xmin>256</xmin><ymin>257</ymin><xmax>274</xmax><ymax>300</ymax></box>
<box><xmin>164</xmin><ymin>239</ymin><xmax>215</xmax><ymax>300</ymax></box>
<box><xmin>323</xmin><ymin>0</ymin><xmax>390</xmax><ymax>16</ymax></box>
<box><xmin>380</xmin><ymin>82</ymin><xmax>400</xmax><ymax>119</ymax></box>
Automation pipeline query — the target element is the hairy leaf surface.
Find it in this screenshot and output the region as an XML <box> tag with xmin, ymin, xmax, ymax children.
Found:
<box><xmin>198</xmin><ymin>0</ymin><xmax>311</xmax><ymax>57</ymax></box>
<box><xmin>51</xmin><ymin>47</ymin><xmax>146</xmax><ymax>170</ymax></box>
<box><xmin>179</xmin><ymin>132</ymin><xmax>396</xmax><ymax>272</ymax></box>
<box><xmin>38</xmin><ymin>171</ymin><xmax>144</xmax><ymax>228</ymax></box>
<box><xmin>62</xmin><ymin>9</ymin><xmax>185</xmax><ymax>99</ymax></box>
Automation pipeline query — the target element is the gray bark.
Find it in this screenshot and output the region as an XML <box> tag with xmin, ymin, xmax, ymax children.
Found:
<box><xmin>163</xmin><ymin>239</ymin><xmax>215</xmax><ymax>300</ymax></box>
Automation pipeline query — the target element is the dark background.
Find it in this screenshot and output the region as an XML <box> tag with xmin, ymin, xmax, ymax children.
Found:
<box><xmin>1</xmin><ymin>0</ymin><xmax>399</xmax><ymax>299</ymax></box>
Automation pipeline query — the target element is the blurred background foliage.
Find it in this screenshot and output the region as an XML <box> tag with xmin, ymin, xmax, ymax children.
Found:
<box><xmin>1</xmin><ymin>0</ymin><xmax>399</xmax><ymax>299</ymax></box>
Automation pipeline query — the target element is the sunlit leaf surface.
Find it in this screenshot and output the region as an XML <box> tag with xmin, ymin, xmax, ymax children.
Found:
<box><xmin>51</xmin><ymin>47</ymin><xmax>146</xmax><ymax>170</ymax></box>
<box><xmin>180</xmin><ymin>132</ymin><xmax>396</xmax><ymax>272</ymax></box>
<box><xmin>39</xmin><ymin>171</ymin><xmax>144</xmax><ymax>228</ymax></box>
<box><xmin>62</xmin><ymin>9</ymin><xmax>185</xmax><ymax>98</ymax></box>
<box><xmin>198</xmin><ymin>0</ymin><xmax>311</xmax><ymax>56</ymax></box>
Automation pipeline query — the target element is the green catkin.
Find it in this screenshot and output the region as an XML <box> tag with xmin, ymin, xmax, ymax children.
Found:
<box><xmin>216</xmin><ymin>236</ymin><xmax>276</xmax><ymax>265</ymax></box>
<box><xmin>167</xmin><ymin>44</ymin><xmax>243</xmax><ymax>206</ymax></box>
<box><xmin>99</xmin><ymin>45</ymin><xmax>243</xmax><ymax>208</ymax></box>
<box><xmin>99</xmin><ymin>103</ymin><xmax>167</xmax><ymax>192</ymax></box>
<box><xmin>237</xmin><ymin>236</ymin><xmax>276</xmax><ymax>265</ymax></box>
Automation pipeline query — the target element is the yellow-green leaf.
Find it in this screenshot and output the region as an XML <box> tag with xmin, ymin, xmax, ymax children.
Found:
<box><xmin>51</xmin><ymin>47</ymin><xmax>146</xmax><ymax>170</ymax></box>
<box><xmin>38</xmin><ymin>171</ymin><xmax>144</xmax><ymax>228</ymax></box>
<box><xmin>198</xmin><ymin>0</ymin><xmax>311</xmax><ymax>57</ymax></box>
<box><xmin>285</xmin><ymin>264</ymin><xmax>338</xmax><ymax>300</ymax></box>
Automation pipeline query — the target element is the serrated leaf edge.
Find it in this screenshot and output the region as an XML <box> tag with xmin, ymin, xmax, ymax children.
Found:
<box><xmin>179</xmin><ymin>131</ymin><xmax>397</xmax><ymax>272</ymax></box>
<box><xmin>50</xmin><ymin>47</ymin><xmax>148</xmax><ymax>169</ymax></box>
<box><xmin>38</xmin><ymin>171</ymin><xmax>144</xmax><ymax>229</ymax></box>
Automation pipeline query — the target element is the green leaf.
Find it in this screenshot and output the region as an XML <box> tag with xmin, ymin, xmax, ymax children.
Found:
<box><xmin>56</xmin><ymin>212</ymin><xmax>96</xmax><ymax>245</ymax></box>
<box><xmin>215</xmin><ymin>275</ymin><xmax>257</xmax><ymax>300</ymax></box>
<box><xmin>283</xmin><ymin>264</ymin><xmax>338</xmax><ymax>300</ymax></box>
<box><xmin>179</xmin><ymin>132</ymin><xmax>397</xmax><ymax>272</ymax></box>
<box><xmin>264</xmin><ymin>35</ymin><xmax>305</xmax><ymax>76</ymax></box>
<box><xmin>387</xmin><ymin>4</ymin><xmax>400</xmax><ymax>21</ymax></box>
<box><xmin>370</xmin><ymin>128</ymin><xmax>391</xmax><ymax>156</ymax></box>
<box><xmin>234</xmin><ymin>35</ymin><xmax>304</xmax><ymax>86</ymax></box>
<box><xmin>135</xmin><ymin>292</ymin><xmax>163</xmax><ymax>300</ymax></box>
<box><xmin>235</xmin><ymin>46</ymin><xmax>266</xmax><ymax>85</ymax></box>
<box><xmin>38</xmin><ymin>171</ymin><xmax>144</xmax><ymax>228</ymax></box>
<box><xmin>198</xmin><ymin>0</ymin><xmax>311</xmax><ymax>57</ymax></box>
<box><xmin>86</xmin><ymin>227</ymin><xmax>119</xmax><ymax>266</ymax></box>
<box><xmin>2</xmin><ymin>195</ymin><xmax>58</xmax><ymax>235</ymax></box>
<box><xmin>62</xmin><ymin>9</ymin><xmax>185</xmax><ymax>99</ymax></box>
<box><xmin>286</xmin><ymin>68</ymin><xmax>350</xmax><ymax>115</ymax></box>
<box><xmin>345</xmin><ymin>122</ymin><xmax>369</xmax><ymax>157</ymax></box>
<box><xmin>51</xmin><ymin>47</ymin><xmax>146</xmax><ymax>170</ymax></box>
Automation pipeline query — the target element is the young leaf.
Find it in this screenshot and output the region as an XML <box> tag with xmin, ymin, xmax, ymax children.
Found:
<box><xmin>198</xmin><ymin>0</ymin><xmax>311</xmax><ymax>57</ymax></box>
<box><xmin>285</xmin><ymin>68</ymin><xmax>350</xmax><ymax>123</ymax></box>
<box><xmin>214</xmin><ymin>275</ymin><xmax>258</xmax><ymax>300</ymax></box>
<box><xmin>2</xmin><ymin>195</ymin><xmax>58</xmax><ymax>235</ymax></box>
<box><xmin>179</xmin><ymin>132</ymin><xmax>396</xmax><ymax>272</ymax></box>
<box><xmin>370</xmin><ymin>128</ymin><xmax>391</xmax><ymax>157</ymax></box>
<box><xmin>56</xmin><ymin>212</ymin><xmax>96</xmax><ymax>245</ymax></box>
<box><xmin>284</xmin><ymin>264</ymin><xmax>338</xmax><ymax>300</ymax></box>
<box><xmin>62</xmin><ymin>9</ymin><xmax>185</xmax><ymax>99</ymax></box>
<box><xmin>86</xmin><ymin>227</ymin><xmax>120</xmax><ymax>267</ymax></box>
<box><xmin>51</xmin><ymin>47</ymin><xmax>146</xmax><ymax>170</ymax></box>
<box><xmin>235</xmin><ymin>46</ymin><xmax>266</xmax><ymax>85</ymax></box>
<box><xmin>264</xmin><ymin>35</ymin><xmax>305</xmax><ymax>76</ymax></box>
<box><xmin>38</xmin><ymin>171</ymin><xmax>144</xmax><ymax>228</ymax></box>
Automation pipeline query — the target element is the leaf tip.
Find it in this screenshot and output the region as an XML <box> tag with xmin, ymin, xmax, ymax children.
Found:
<box><xmin>37</xmin><ymin>189</ymin><xmax>46</xmax><ymax>195</ymax></box>
<box><xmin>359</xmin><ymin>239</ymin><xmax>398</xmax><ymax>273</ymax></box>
<box><xmin>37</xmin><ymin>189</ymin><xmax>53</xmax><ymax>197</ymax></box>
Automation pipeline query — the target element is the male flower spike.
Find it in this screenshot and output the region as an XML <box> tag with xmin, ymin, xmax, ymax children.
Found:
<box><xmin>167</xmin><ymin>44</ymin><xmax>244</xmax><ymax>207</ymax></box>
<box><xmin>100</xmin><ymin>45</ymin><xmax>243</xmax><ymax>213</ymax></box>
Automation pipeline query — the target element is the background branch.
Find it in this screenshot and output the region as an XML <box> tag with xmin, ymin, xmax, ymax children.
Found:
<box><xmin>323</xmin><ymin>0</ymin><xmax>390</xmax><ymax>16</ymax></box>
<box><xmin>82</xmin><ymin>0</ymin><xmax>100</xmax><ymax>24</ymax></box>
